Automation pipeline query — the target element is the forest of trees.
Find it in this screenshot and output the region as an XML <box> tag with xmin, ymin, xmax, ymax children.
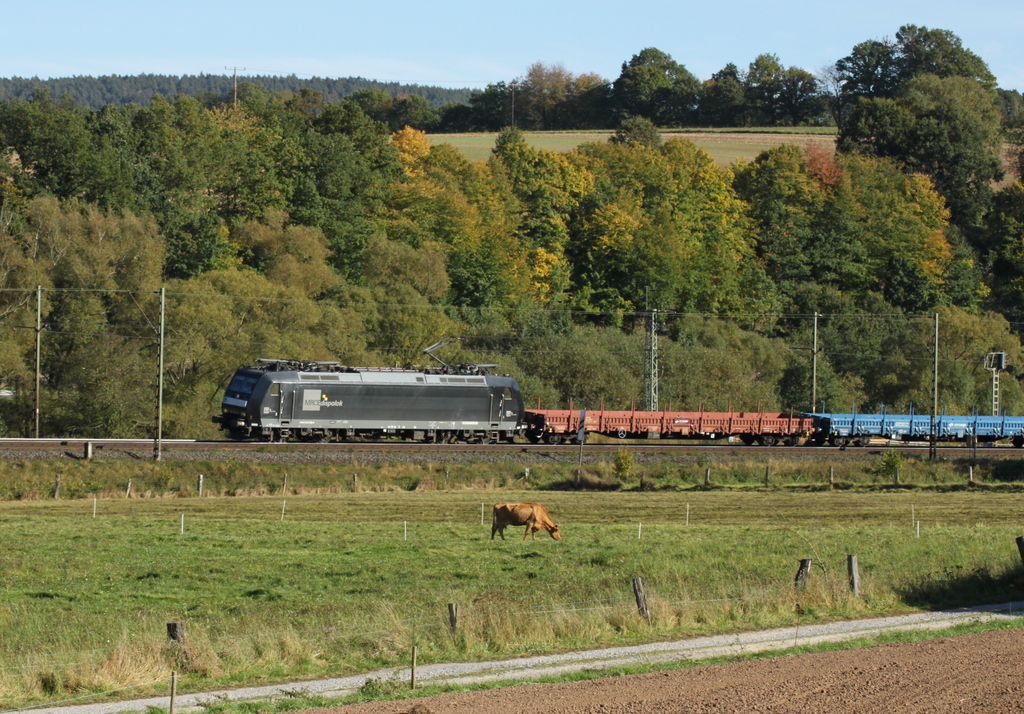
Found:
<box><xmin>0</xmin><ymin>74</ymin><xmax>472</xmax><ymax>111</ymax></box>
<box><xmin>0</xmin><ymin>24</ymin><xmax>1023</xmax><ymax>439</ymax></box>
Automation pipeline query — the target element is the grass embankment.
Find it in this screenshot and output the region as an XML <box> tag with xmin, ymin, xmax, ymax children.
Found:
<box><xmin>1</xmin><ymin>461</ymin><xmax>1023</xmax><ymax>708</ymax></box>
<box><xmin>3</xmin><ymin>447</ymin><xmax>1024</xmax><ymax>500</ymax></box>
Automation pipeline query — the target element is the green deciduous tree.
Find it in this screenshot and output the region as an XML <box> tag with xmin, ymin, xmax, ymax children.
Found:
<box><xmin>612</xmin><ymin>48</ymin><xmax>699</xmax><ymax>126</ymax></box>
<box><xmin>838</xmin><ymin>74</ymin><xmax>1003</xmax><ymax>230</ymax></box>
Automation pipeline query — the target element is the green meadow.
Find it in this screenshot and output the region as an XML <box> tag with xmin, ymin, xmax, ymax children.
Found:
<box><xmin>2</xmin><ymin>481</ymin><xmax>1023</xmax><ymax>708</ymax></box>
<box><xmin>427</xmin><ymin>128</ymin><xmax>838</xmax><ymax>164</ymax></box>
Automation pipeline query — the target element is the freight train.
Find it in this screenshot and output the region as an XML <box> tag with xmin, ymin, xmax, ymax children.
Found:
<box><xmin>215</xmin><ymin>359</ymin><xmax>524</xmax><ymax>443</ymax></box>
<box><xmin>523</xmin><ymin>406</ymin><xmax>1024</xmax><ymax>447</ymax></box>
<box><xmin>216</xmin><ymin>360</ymin><xmax>1024</xmax><ymax>447</ymax></box>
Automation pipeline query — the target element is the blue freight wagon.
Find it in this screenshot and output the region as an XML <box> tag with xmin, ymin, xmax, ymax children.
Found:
<box><xmin>807</xmin><ymin>409</ymin><xmax>1024</xmax><ymax>447</ymax></box>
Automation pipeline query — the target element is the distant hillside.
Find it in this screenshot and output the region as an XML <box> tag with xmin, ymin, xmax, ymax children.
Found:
<box><xmin>0</xmin><ymin>74</ymin><xmax>475</xmax><ymax>110</ymax></box>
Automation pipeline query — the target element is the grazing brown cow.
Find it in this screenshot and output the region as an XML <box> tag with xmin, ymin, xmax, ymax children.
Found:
<box><xmin>491</xmin><ymin>502</ymin><xmax>561</xmax><ymax>541</ymax></box>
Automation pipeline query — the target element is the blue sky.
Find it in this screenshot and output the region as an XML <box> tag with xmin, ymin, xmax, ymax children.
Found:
<box><xmin>4</xmin><ymin>0</ymin><xmax>1022</xmax><ymax>91</ymax></box>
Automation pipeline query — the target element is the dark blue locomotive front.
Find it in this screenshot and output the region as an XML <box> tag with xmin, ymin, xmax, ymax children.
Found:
<box><xmin>216</xmin><ymin>359</ymin><xmax>525</xmax><ymax>443</ymax></box>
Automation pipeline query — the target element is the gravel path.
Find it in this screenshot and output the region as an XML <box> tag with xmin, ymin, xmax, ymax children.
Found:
<box><xmin>21</xmin><ymin>601</ymin><xmax>1023</xmax><ymax>714</ymax></box>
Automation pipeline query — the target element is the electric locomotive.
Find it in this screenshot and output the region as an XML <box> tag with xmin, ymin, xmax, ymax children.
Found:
<box><xmin>216</xmin><ymin>359</ymin><xmax>525</xmax><ymax>443</ymax></box>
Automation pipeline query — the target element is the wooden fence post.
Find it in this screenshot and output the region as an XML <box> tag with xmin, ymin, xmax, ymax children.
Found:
<box><xmin>894</xmin><ymin>467</ymin><xmax>900</xmax><ymax>486</ymax></box>
<box><xmin>794</xmin><ymin>559</ymin><xmax>812</xmax><ymax>589</ymax></box>
<box><xmin>169</xmin><ymin>671</ymin><xmax>177</xmax><ymax>714</ymax></box>
<box><xmin>167</xmin><ymin>621</ymin><xmax>186</xmax><ymax>645</ymax></box>
<box><xmin>126</xmin><ymin>479</ymin><xmax>132</xmax><ymax>498</ymax></box>
<box><xmin>829</xmin><ymin>466</ymin><xmax>834</xmax><ymax>487</ymax></box>
<box><xmin>447</xmin><ymin>603</ymin><xmax>459</xmax><ymax>633</ymax></box>
<box><xmin>847</xmin><ymin>554</ymin><xmax>860</xmax><ymax>597</ymax></box>
<box><xmin>1016</xmin><ymin>536</ymin><xmax>1024</xmax><ymax>568</ymax></box>
<box><xmin>410</xmin><ymin>645</ymin><xmax>418</xmax><ymax>689</ymax></box>
<box><xmin>704</xmin><ymin>468</ymin><xmax>710</xmax><ymax>486</ymax></box>
<box><xmin>198</xmin><ymin>474</ymin><xmax>203</xmax><ymax>496</ymax></box>
<box><xmin>632</xmin><ymin>577</ymin><xmax>651</xmax><ymax>623</ymax></box>
<box><xmin>764</xmin><ymin>465</ymin><xmax>770</xmax><ymax>487</ymax></box>
<box><xmin>53</xmin><ymin>474</ymin><xmax>61</xmax><ymax>499</ymax></box>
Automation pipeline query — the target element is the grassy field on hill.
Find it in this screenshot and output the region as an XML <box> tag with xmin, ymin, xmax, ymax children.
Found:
<box><xmin>2</xmin><ymin>483</ymin><xmax>1022</xmax><ymax>708</ymax></box>
<box><xmin>428</xmin><ymin>128</ymin><xmax>839</xmax><ymax>165</ymax></box>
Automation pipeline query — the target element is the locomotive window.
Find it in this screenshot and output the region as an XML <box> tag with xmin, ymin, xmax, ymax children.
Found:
<box><xmin>270</xmin><ymin>384</ymin><xmax>280</xmax><ymax>396</ymax></box>
<box><xmin>227</xmin><ymin>374</ymin><xmax>259</xmax><ymax>397</ymax></box>
<box><xmin>503</xmin><ymin>387</ymin><xmax>513</xmax><ymax>399</ymax></box>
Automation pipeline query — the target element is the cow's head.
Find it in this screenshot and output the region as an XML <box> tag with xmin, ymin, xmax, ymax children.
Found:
<box><xmin>548</xmin><ymin>524</ymin><xmax>561</xmax><ymax>540</ymax></box>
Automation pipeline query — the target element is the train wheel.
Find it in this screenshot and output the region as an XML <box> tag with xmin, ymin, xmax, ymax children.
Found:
<box><xmin>546</xmin><ymin>433</ymin><xmax>563</xmax><ymax>445</ymax></box>
<box><xmin>526</xmin><ymin>431</ymin><xmax>542</xmax><ymax>444</ymax></box>
<box><xmin>758</xmin><ymin>435</ymin><xmax>777</xmax><ymax>447</ymax></box>
<box><xmin>317</xmin><ymin>432</ymin><xmax>332</xmax><ymax>443</ymax></box>
<box><xmin>1013</xmin><ymin>435</ymin><xmax>1024</xmax><ymax>448</ymax></box>
<box><xmin>739</xmin><ymin>434</ymin><xmax>756</xmax><ymax>446</ymax></box>
<box><xmin>616</xmin><ymin>428</ymin><xmax>629</xmax><ymax>439</ymax></box>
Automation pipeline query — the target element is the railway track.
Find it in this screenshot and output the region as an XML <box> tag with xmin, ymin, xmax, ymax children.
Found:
<box><xmin>0</xmin><ymin>437</ymin><xmax>1015</xmax><ymax>457</ymax></box>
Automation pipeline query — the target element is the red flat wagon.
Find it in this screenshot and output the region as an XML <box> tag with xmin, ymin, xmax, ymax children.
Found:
<box><xmin>523</xmin><ymin>405</ymin><xmax>817</xmax><ymax>445</ymax></box>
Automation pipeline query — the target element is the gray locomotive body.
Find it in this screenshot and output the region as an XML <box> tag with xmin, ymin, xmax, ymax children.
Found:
<box><xmin>217</xmin><ymin>359</ymin><xmax>524</xmax><ymax>443</ymax></box>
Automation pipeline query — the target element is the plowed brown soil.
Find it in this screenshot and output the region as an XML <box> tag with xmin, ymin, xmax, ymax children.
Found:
<box><xmin>309</xmin><ymin>628</ymin><xmax>1024</xmax><ymax>713</ymax></box>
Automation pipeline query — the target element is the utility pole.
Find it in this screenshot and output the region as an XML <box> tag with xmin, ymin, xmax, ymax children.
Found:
<box><xmin>984</xmin><ymin>352</ymin><xmax>1007</xmax><ymax>417</ymax></box>
<box><xmin>225</xmin><ymin>66</ymin><xmax>246</xmax><ymax>108</ymax></box>
<box><xmin>510</xmin><ymin>81</ymin><xmax>516</xmax><ymax>127</ymax></box>
<box><xmin>154</xmin><ymin>288</ymin><xmax>166</xmax><ymax>461</ymax></box>
<box><xmin>811</xmin><ymin>312</ymin><xmax>818</xmax><ymax>412</ymax></box>
<box><xmin>643</xmin><ymin>307</ymin><xmax>659</xmax><ymax>412</ymax></box>
<box><xmin>34</xmin><ymin>285</ymin><xmax>42</xmax><ymax>439</ymax></box>
<box><xmin>930</xmin><ymin>313</ymin><xmax>938</xmax><ymax>461</ymax></box>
